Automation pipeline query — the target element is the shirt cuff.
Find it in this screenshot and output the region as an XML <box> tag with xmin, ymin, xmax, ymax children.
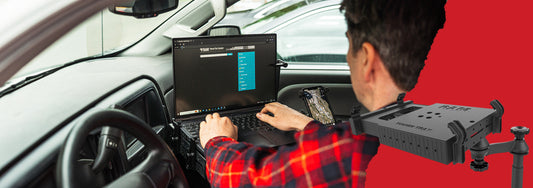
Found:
<box><xmin>304</xmin><ymin>120</ymin><xmax>322</xmax><ymax>130</ymax></box>
<box><xmin>294</xmin><ymin>120</ymin><xmax>322</xmax><ymax>137</ymax></box>
<box><xmin>205</xmin><ymin>136</ymin><xmax>236</xmax><ymax>149</ymax></box>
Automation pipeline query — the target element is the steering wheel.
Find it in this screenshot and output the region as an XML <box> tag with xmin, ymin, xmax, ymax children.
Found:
<box><xmin>56</xmin><ymin>109</ymin><xmax>189</xmax><ymax>188</ymax></box>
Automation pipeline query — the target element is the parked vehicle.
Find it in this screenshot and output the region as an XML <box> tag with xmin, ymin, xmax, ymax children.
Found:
<box><xmin>0</xmin><ymin>0</ymin><xmax>353</xmax><ymax>187</ymax></box>
<box><xmin>243</xmin><ymin>0</ymin><xmax>347</xmax><ymax>64</ymax></box>
<box><xmin>218</xmin><ymin>0</ymin><xmax>325</xmax><ymax>28</ymax></box>
<box><xmin>219</xmin><ymin>0</ymin><xmax>347</xmax><ymax>64</ymax></box>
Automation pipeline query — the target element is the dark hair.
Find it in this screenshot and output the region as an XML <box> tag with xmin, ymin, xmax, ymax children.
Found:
<box><xmin>340</xmin><ymin>0</ymin><xmax>446</xmax><ymax>91</ymax></box>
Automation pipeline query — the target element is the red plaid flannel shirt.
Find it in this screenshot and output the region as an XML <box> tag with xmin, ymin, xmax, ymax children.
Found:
<box><xmin>204</xmin><ymin>120</ymin><xmax>380</xmax><ymax>187</ymax></box>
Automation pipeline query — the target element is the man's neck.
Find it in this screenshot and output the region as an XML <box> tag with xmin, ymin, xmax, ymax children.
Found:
<box><xmin>366</xmin><ymin>90</ymin><xmax>405</xmax><ymax>112</ymax></box>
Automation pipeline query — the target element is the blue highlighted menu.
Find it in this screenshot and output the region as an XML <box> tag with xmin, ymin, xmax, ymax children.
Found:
<box><xmin>238</xmin><ymin>52</ymin><xmax>256</xmax><ymax>91</ymax></box>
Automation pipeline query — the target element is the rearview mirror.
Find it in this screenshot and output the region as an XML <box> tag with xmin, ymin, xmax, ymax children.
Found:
<box><xmin>109</xmin><ymin>0</ymin><xmax>178</xmax><ymax>18</ymax></box>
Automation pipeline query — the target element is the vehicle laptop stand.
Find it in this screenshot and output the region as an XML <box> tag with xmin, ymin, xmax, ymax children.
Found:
<box><xmin>171</xmin><ymin>34</ymin><xmax>294</xmax><ymax>178</ymax></box>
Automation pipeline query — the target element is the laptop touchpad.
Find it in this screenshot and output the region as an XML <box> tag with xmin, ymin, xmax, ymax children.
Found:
<box><xmin>238</xmin><ymin>133</ymin><xmax>275</xmax><ymax>147</ymax></box>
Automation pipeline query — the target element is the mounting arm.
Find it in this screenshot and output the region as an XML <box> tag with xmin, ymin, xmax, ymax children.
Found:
<box><xmin>470</xmin><ymin>126</ymin><xmax>529</xmax><ymax>188</ymax></box>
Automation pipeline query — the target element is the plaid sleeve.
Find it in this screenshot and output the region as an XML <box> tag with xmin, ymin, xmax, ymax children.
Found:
<box><xmin>204</xmin><ymin>121</ymin><xmax>380</xmax><ymax>188</ymax></box>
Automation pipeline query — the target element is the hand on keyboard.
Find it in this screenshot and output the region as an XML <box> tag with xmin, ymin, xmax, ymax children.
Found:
<box><xmin>256</xmin><ymin>102</ymin><xmax>314</xmax><ymax>131</ymax></box>
<box><xmin>199</xmin><ymin>113</ymin><xmax>238</xmax><ymax>148</ymax></box>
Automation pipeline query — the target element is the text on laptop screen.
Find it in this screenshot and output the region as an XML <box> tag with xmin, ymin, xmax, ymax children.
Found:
<box><xmin>173</xmin><ymin>34</ymin><xmax>277</xmax><ymax>117</ymax></box>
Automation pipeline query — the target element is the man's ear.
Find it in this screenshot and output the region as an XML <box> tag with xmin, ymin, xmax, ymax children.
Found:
<box><xmin>361</xmin><ymin>42</ymin><xmax>378</xmax><ymax>83</ymax></box>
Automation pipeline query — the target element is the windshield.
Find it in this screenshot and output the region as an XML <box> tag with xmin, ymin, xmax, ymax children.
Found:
<box><xmin>233</xmin><ymin>0</ymin><xmax>346</xmax><ymax>64</ymax></box>
<box><xmin>9</xmin><ymin>1</ymin><xmax>189</xmax><ymax>80</ymax></box>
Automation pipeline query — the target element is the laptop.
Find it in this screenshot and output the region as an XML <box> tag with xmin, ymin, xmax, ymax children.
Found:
<box><xmin>172</xmin><ymin>34</ymin><xmax>295</xmax><ymax>147</ymax></box>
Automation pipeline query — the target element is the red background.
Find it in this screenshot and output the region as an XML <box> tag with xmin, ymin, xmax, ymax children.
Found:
<box><xmin>366</xmin><ymin>0</ymin><xmax>533</xmax><ymax>187</ymax></box>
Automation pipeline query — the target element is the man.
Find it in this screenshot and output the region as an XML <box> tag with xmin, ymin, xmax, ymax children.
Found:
<box><xmin>199</xmin><ymin>0</ymin><xmax>446</xmax><ymax>187</ymax></box>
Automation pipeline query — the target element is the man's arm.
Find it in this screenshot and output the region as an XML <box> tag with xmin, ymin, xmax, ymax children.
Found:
<box><xmin>203</xmin><ymin>135</ymin><xmax>289</xmax><ymax>187</ymax></box>
<box><xmin>255</xmin><ymin>102</ymin><xmax>314</xmax><ymax>131</ymax></box>
<box><xmin>199</xmin><ymin>103</ymin><xmax>379</xmax><ymax>187</ymax></box>
<box><xmin>202</xmin><ymin>120</ymin><xmax>379</xmax><ymax>187</ymax></box>
<box><xmin>198</xmin><ymin>103</ymin><xmax>314</xmax><ymax>187</ymax></box>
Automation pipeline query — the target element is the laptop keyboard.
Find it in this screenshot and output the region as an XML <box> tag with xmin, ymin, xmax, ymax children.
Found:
<box><xmin>180</xmin><ymin>112</ymin><xmax>277</xmax><ymax>139</ymax></box>
<box><xmin>231</xmin><ymin>113</ymin><xmax>275</xmax><ymax>131</ymax></box>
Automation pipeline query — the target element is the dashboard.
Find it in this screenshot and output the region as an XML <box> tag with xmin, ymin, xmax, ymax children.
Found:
<box><xmin>0</xmin><ymin>55</ymin><xmax>177</xmax><ymax>187</ymax></box>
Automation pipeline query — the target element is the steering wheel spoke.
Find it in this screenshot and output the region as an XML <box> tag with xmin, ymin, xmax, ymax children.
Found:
<box><xmin>57</xmin><ymin>109</ymin><xmax>188</xmax><ymax>188</ymax></box>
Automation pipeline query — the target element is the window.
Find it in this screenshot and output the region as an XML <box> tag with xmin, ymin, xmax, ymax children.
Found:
<box><xmin>275</xmin><ymin>8</ymin><xmax>347</xmax><ymax>63</ymax></box>
<box><xmin>12</xmin><ymin>0</ymin><xmax>192</xmax><ymax>79</ymax></box>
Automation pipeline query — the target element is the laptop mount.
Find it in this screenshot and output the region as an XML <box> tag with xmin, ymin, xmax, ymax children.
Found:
<box><xmin>349</xmin><ymin>94</ymin><xmax>529</xmax><ymax>188</ymax></box>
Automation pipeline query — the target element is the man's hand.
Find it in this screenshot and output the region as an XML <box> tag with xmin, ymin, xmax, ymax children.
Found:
<box><xmin>256</xmin><ymin>102</ymin><xmax>314</xmax><ymax>131</ymax></box>
<box><xmin>199</xmin><ymin>113</ymin><xmax>238</xmax><ymax>148</ymax></box>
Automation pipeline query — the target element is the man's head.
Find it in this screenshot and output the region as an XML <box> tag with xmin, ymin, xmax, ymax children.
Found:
<box><xmin>341</xmin><ymin>0</ymin><xmax>446</xmax><ymax>110</ymax></box>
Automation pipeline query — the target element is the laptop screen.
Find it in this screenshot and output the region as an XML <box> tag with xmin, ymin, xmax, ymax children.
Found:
<box><xmin>173</xmin><ymin>34</ymin><xmax>277</xmax><ymax>118</ymax></box>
